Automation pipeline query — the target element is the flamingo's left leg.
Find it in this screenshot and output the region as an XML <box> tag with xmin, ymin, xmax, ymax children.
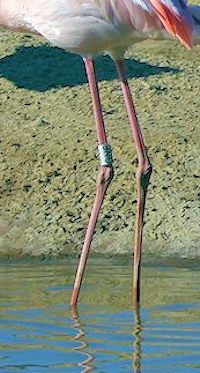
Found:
<box><xmin>70</xmin><ymin>58</ymin><xmax>113</xmax><ymax>307</ymax></box>
<box><xmin>115</xmin><ymin>60</ymin><xmax>152</xmax><ymax>308</ymax></box>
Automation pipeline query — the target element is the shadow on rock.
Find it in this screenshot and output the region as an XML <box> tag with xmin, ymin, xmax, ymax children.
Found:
<box><xmin>0</xmin><ymin>45</ymin><xmax>180</xmax><ymax>92</ymax></box>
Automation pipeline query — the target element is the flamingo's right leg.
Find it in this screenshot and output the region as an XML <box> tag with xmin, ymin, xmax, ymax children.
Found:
<box><xmin>115</xmin><ymin>60</ymin><xmax>152</xmax><ymax>309</ymax></box>
<box><xmin>70</xmin><ymin>58</ymin><xmax>113</xmax><ymax>307</ymax></box>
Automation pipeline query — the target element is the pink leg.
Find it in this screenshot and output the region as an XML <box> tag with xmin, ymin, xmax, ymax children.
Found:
<box><xmin>70</xmin><ymin>58</ymin><xmax>113</xmax><ymax>306</ymax></box>
<box><xmin>115</xmin><ymin>60</ymin><xmax>152</xmax><ymax>308</ymax></box>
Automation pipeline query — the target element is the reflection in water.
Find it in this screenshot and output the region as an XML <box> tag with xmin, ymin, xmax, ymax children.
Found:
<box><xmin>133</xmin><ymin>305</ymin><xmax>143</xmax><ymax>373</ymax></box>
<box><xmin>71</xmin><ymin>307</ymin><xmax>94</xmax><ymax>372</ymax></box>
<box><xmin>70</xmin><ymin>304</ymin><xmax>144</xmax><ymax>373</ymax></box>
<box><xmin>0</xmin><ymin>257</ymin><xmax>200</xmax><ymax>372</ymax></box>
<box><xmin>70</xmin><ymin>303</ymin><xmax>144</xmax><ymax>373</ymax></box>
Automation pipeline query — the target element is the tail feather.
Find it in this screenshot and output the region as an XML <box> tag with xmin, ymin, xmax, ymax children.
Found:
<box><xmin>148</xmin><ymin>0</ymin><xmax>193</xmax><ymax>48</ymax></box>
<box><xmin>188</xmin><ymin>5</ymin><xmax>200</xmax><ymax>43</ymax></box>
<box><xmin>189</xmin><ymin>4</ymin><xmax>200</xmax><ymax>24</ymax></box>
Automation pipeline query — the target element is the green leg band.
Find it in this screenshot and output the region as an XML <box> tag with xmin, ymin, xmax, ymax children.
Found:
<box><xmin>98</xmin><ymin>144</ymin><xmax>113</xmax><ymax>166</ymax></box>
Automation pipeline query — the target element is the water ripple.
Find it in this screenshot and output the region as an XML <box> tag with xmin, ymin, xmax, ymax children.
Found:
<box><xmin>0</xmin><ymin>258</ymin><xmax>200</xmax><ymax>372</ymax></box>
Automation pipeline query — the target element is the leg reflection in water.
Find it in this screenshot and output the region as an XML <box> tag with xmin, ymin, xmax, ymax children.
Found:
<box><xmin>70</xmin><ymin>304</ymin><xmax>142</xmax><ymax>372</ymax></box>
<box><xmin>71</xmin><ymin>307</ymin><xmax>94</xmax><ymax>372</ymax></box>
<box><xmin>133</xmin><ymin>305</ymin><xmax>143</xmax><ymax>373</ymax></box>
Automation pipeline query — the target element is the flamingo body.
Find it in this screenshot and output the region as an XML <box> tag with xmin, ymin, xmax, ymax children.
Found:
<box><xmin>0</xmin><ymin>0</ymin><xmax>193</xmax><ymax>57</ymax></box>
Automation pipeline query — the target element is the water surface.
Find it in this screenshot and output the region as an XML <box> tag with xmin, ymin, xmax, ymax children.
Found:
<box><xmin>0</xmin><ymin>256</ymin><xmax>200</xmax><ymax>372</ymax></box>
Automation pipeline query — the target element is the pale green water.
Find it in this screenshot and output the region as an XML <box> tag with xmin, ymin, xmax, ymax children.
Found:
<box><xmin>0</xmin><ymin>257</ymin><xmax>200</xmax><ymax>372</ymax></box>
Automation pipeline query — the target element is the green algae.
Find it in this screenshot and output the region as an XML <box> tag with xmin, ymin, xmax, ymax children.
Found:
<box><xmin>0</xmin><ymin>25</ymin><xmax>200</xmax><ymax>258</ymax></box>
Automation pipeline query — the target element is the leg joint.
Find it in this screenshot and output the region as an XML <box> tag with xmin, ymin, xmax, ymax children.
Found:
<box><xmin>98</xmin><ymin>165</ymin><xmax>114</xmax><ymax>186</ymax></box>
<box><xmin>136</xmin><ymin>162</ymin><xmax>152</xmax><ymax>192</ymax></box>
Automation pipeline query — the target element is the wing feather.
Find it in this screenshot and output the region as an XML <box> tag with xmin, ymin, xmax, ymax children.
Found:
<box><xmin>147</xmin><ymin>0</ymin><xmax>193</xmax><ymax>47</ymax></box>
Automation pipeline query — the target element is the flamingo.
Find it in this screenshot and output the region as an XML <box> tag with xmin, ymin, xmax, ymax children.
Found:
<box><xmin>0</xmin><ymin>0</ymin><xmax>199</xmax><ymax>308</ymax></box>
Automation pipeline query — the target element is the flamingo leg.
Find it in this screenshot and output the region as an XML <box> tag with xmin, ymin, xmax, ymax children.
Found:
<box><xmin>115</xmin><ymin>60</ymin><xmax>152</xmax><ymax>308</ymax></box>
<box><xmin>70</xmin><ymin>58</ymin><xmax>113</xmax><ymax>307</ymax></box>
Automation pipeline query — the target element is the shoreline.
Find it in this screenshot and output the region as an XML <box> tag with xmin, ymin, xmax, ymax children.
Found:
<box><xmin>0</xmin><ymin>229</ymin><xmax>200</xmax><ymax>259</ymax></box>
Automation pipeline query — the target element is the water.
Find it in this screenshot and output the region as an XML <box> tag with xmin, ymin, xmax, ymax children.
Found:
<box><xmin>0</xmin><ymin>256</ymin><xmax>200</xmax><ymax>372</ymax></box>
